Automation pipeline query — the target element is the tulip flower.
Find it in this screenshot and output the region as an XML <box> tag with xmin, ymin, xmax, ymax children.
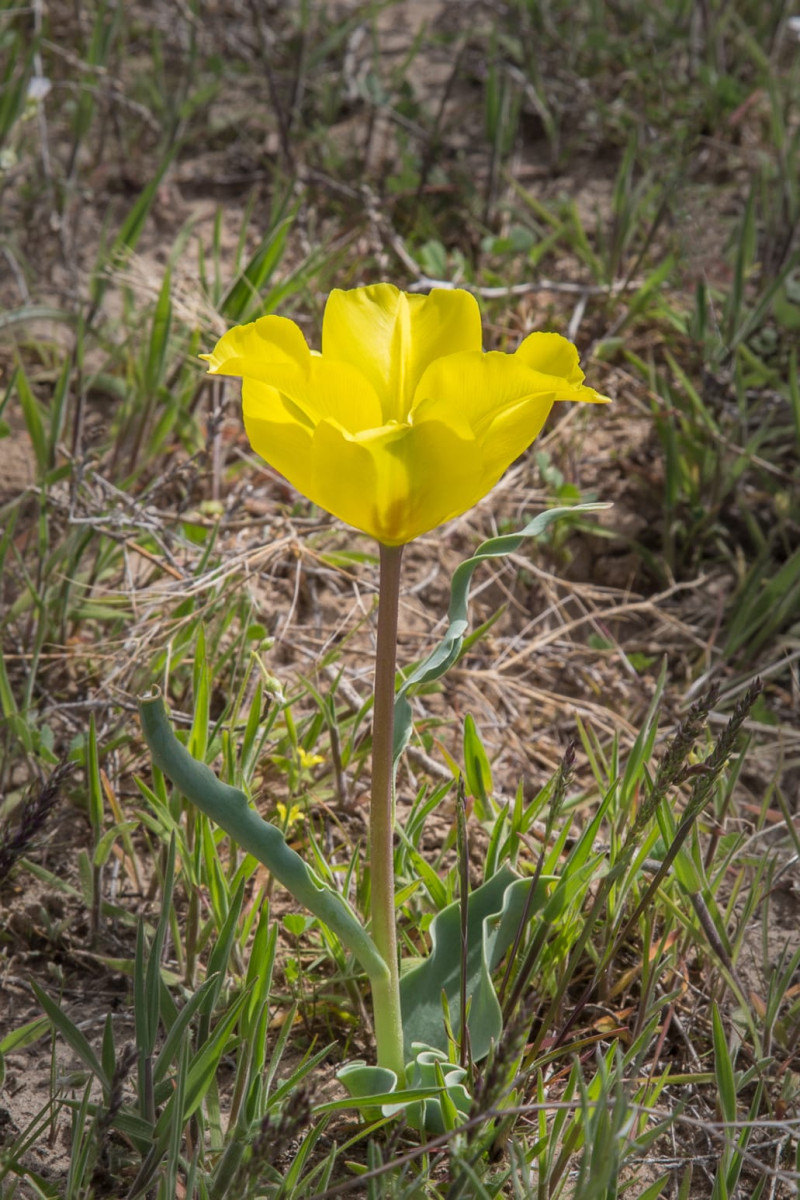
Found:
<box><xmin>199</xmin><ymin>284</ymin><xmax>608</xmax><ymax>1084</ymax></box>
<box><xmin>202</xmin><ymin>283</ymin><xmax>606</xmax><ymax>546</ymax></box>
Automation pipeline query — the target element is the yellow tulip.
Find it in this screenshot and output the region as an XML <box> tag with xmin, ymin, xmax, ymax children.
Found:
<box><xmin>202</xmin><ymin>284</ymin><xmax>608</xmax><ymax>546</ymax></box>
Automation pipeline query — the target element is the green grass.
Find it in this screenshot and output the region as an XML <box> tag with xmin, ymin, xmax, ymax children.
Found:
<box><xmin>1</xmin><ymin>0</ymin><xmax>799</xmax><ymax>1196</ymax></box>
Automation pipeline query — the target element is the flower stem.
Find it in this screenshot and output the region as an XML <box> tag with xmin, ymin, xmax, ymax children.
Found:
<box><xmin>370</xmin><ymin>542</ymin><xmax>405</xmax><ymax>1083</ymax></box>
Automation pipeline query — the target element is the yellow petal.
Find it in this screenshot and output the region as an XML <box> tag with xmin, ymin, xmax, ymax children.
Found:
<box><xmin>308</xmin><ymin>421</ymin><xmax>386</xmax><ymax>540</ymax></box>
<box><xmin>322</xmin><ymin>285</ymin><xmax>483</xmax><ymax>422</ymax></box>
<box><xmin>478</xmin><ymin>394</ymin><xmax>555</xmax><ymax>480</ymax></box>
<box><xmin>299</xmin><ymin>360</ymin><xmax>384</xmax><ymax>429</ymax></box>
<box><xmin>202</xmin><ymin>315</ymin><xmax>311</xmax><ymax>377</ymax></box>
<box><xmin>412</xmin><ymin>351</ymin><xmax>560</xmax><ymax>438</ymax></box>
<box><xmin>309</xmin><ymin>418</ymin><xmax>484</xmax><ymax>544</ymax></box>
<box><xmin>383</xmin><ymin>419</ymin><xmax>488</xmax><ymax>544</ymax></box>
<box><xmin>514</xmin><ymin>331</ymin><xmax>584</xmax><ymax>383</ymax></box>
<box><xmin>242</xmin><ymin>381</ymin><xmax>317</xmax><ymax>498</ymax></box>
<box><xmin>516</xmin><ymin>332</ymin><xmax>610</xmax><ymax>403</ymax></box>
<box><xmin>206</xmin><ymin>316</ymin><xmax>384</xmax><ymax>432</ymax></box>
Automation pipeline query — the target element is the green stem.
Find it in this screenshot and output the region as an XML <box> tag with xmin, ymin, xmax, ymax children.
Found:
<box><xmin>370</xmin><ymin>543</ymin><xmax>406</xmax><ymax>1083</ymax></box>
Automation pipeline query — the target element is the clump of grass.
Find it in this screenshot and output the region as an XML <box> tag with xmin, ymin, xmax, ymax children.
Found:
<box><xmin>0</xmin><ymin>760</ymin><xmax>73</xmax><ymax>885</ymax></box>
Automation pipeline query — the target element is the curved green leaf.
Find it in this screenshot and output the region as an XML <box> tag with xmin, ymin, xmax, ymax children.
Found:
<box><xmin>137</xmin><ymin>691</ymin><xmax>387</xmax><ymax>988</ymax></box>
<box><xmin>337</xmin><ymin>1047</ymin><xmax>472</xmax><ymax>1134</ymax></box>
<box><xmin>400</xmin><ymin>864</ymin><xmax>552</xmax><ymax>1059</ymax></box>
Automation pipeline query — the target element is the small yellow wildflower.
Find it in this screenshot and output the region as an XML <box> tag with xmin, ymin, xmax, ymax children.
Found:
<box><xmin>275</xmin><ymin>801</ymin><xmax>304</xmax><ymax>831</ymax></box>
<box><xmin>297</xmin><ymin>747</ymin><xmax>324</xmax><ymax>772</ymax></box>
